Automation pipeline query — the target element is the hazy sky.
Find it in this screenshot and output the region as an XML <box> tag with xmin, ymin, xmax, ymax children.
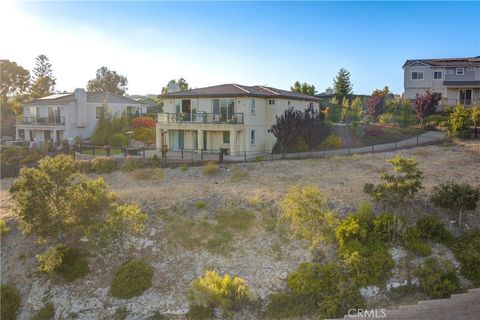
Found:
<box><xmin>2</xmin><ymin>1</ymin><xmax>479</xmax><ymax>95</ymax></box>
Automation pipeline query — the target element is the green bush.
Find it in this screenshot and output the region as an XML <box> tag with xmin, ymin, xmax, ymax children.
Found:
<box><xmin>91</xmin><ymin>157</ymin><xmax>117</xmax><ymax>174</ymax></box>
<box><xmin>416</xmin><ymin>257</ymin><xmax>460</xmax><ymax>299</ymax></box>
<box><xmin>447</xmin><ymin>105</ymin><xmax>471</xmax><ymax>138</ymax></box>
<box><xmin>415</xmin><ymin>216</ymin><xmax>453</xmax><ymax>245</ymax></box>
<box><xmin>425</xmin><ymin>115</ymin><xmax>447</xmax><ymax>126</ymax></box>
<box><xmin>186</xmin><ymin>305</ymin><xmax>214</xmax><ymax>320</ymax></box>
<box><xmin>32</xmin><ymin>303</ymin><xmax>55</xmax><ymax>320</ymax></box>
<box><xmin>378</xmin><ymin>113</ymin><xmax>394</xmax><ymax>125</ymax></box>
<box><xmin>0</xmin><ymin>219</ymin><xmax>10</xmax><ymax>235</ymax></box>
<box><xmin>180</xmin><ymin>163</ymin><xmax>189</xmax><ymax>172</ymax></box>
<box><xmin>188</xmin><ymin>270</ymin><xmax>252</xmax><ymax>317</ymax></box>
<box><xmin>122</xmin><ymin>159</ymin><xmax>144</xmax><ymax>172</ymax></box>
<box><xmin>202</xmin><ymin>161</ymin><xmax>219</xmax><ymax>176</ymax></box>
<box><xmin>108</xmin><ymin>133</ymin><xmax>129</xmax><ymax>147</ymax></box>
<box><xmin>402</xmin><ymin>227</ymin><xmax>432</xmax><ymax>256</ymax></box>
<box><xmin>37</xmin><ymin>245</ymin><xmax>89</xmax><ymax>282</ymax></box>
<box><xmin>110</xmin><ymin>260</ymin><xmax>154</xmax><ymax>299</ymax></box>
<box><xmin>75</xmin><ymin>159</ymin><xmax>93</xmax><ymax>173</ymax></box>
<box><xmin>1</xmin><ymin>284</ymin><xmax>21</xmax><ymax>320</ymax></box>
<box><xmin>452</xmin><ymin>230</ymin><xmax>480</xmax><ymax>285</ymax></box>
<box><xmin>195</xmin><ymin>201</ymin><xmax>206</xmax><ymax>209</ymax></box>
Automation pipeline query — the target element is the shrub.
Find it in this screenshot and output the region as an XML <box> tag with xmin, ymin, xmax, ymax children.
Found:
<box><xmin>91</xmin><ymin>157</ymin><xmax>117</xmax><ymax>174</ymax></box>
<box><xmin>32</xmin><ymin>303</ymin><xmax>55</xmax><ymax>320</ymax></box>
<box><xmin>195</xmin><ymin>201</ymin><xmax>206</xmax><ymax>209</ymax></box>
<box><xmin>255</xmin><ymin>155</ymin><xmax>266</xmax><ymax>161</ymax></box>
<box><xmin>188</xmin><ymin>270</ymin><xmax>252</xmax><ymax>317</ymax></box>
<box><xmin>415</xmin><ymin>215</ymin><xmax>453</xmax><ymax>245</ymax></box>
<box><xmin>75</xmin><ymin>159</ymin><xmax>93</xmax><ymax>173</ymax></box>
<box><xmin>322</xmin><ymin>133</ymin><xmax>342</xmax><ymax>149</ymax></box>
<box><xmin>131</xmin><ymin>168</ymin><xmax>164</xmax><ymax>180</ymax></box>
<box><xmin>37</xmin><ymin>245</ymin><xmax>89</xmax><ymax>282</ymax></box>
<box><xmin>19</xmin><ymin>153</ymin><xmax>43</xmax><ymax>165</ymax></box>
<box><xmin>378</xmin><ymin>113</ymin><xmax>394</xmax><ymax>125</ymax></box>
<box><xmin>108</xmin><ymin>133</ymin><xmax>129</xmax><ymax>147</ymax></box>
<box><xmin>133</xmin><ymin>127</ymin><xmax>155</xmax><ymax>144</ymax></box>
<box><xmin>452</xmin><ymin>230</ymin><xmax>480</xmax><ymax>285</ymax></box>
<box><xmin>110</xmin><ymin>260</ymin><xmax>154</xmax><ymax>299</ymax></box>
<box><xmin>425</xmin><ymin>115</ymin><xmax>447</xmax><ymax>126</ymax></box>
<box><xmin>132</xmin><ymin>116</ymin><xmax>155</xmax><ymax>129</ymax></box>
<box><xmin>231</xmin><ymin>168</ymin><xmax>248</xmax><ymax>181</ymax></box>
<box><xmin>281</xmin><ymin>185</ymin><xmax>338</xmax><ymax>247</ymax></box>
<box><xmin>122</xmin><ymin>159</ymin><xmax>144</xmax><ymax>172</ymax></box>
<box><xmin>372</xmin><ymin>213</ymin><xmax>407</xmax><ymax>244</ymax></box>
<box><xmin>202</xmin><ymin>161</ymin><xmax>219</xmax><ymax>176</ymax></box>
<box><xmin>402</xmin><ymin>228</ymin><xmax>432</xmax><ymax>256</ymax></box>
<box><xmin>181</xmin><ymin>164</ymin><xmax>189</xmax><ymax>172</ymax></box>
<box><xmin>0</xmin><ymin>219</ymin><xmax>10</xmax><ymax>235</ymax></box>
<box><xmin>186</xmin><ymin>305</ymin><xmax>215</xmax><ymax>320</ymax></box>
<box><xmin>1</xmin><ymin>284</ymin><xmax>21</xmax><ymax>320</ymax></box>
<box><xmin>416</xmin><ymin>257</ymin><xmax>460</xmax><ymax>299</ymax></box>
<box><xmin>447</xmin><ymin>105</ymin><xmax>471</xmax><ymax>138</ymax></box>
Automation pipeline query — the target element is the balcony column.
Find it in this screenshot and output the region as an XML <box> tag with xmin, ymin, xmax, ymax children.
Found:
<box><xmin>229</xmin><ymin>129</ymin><xmax>236</xmax><ymax>155</ymax></box>
<box><xmin>52</xmin><ymin>129</ymin><xmax>57</xmax><ymax>145</ymax></box>
<box><xmin>197</xmin><ymin>130</ymin><xmax>203</xmax><ymax>152</ymax></box>
<box><xmin>15</xmin><ymin>128</ymin><xmax>20</xmax><ymax>141</ymax></box>
<box><xmin>156</xmin><ymin>127</ymin><xmax>162</xmax><ymax>150</ymax></box>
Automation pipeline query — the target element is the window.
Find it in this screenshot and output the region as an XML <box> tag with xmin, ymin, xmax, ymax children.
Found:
<box><xmin>268</xmin><ymin>99</ymin><xmax>275</xmax><ymax>105</ymax></box>
<box><xmin>30</xmin><ymin>107</ymin><xmax>39</xmax><ymax>117</ymax></box>
<box><xmin>467</xmin><ymin>67</ymin><xmax>475</xmax><ymax>71</ymax></box>
<box><xmin>445</xmin><ymin>70</ymin><xmax>453</xmax><ymax>75</ymax></box>
<box><xmin>213</xmin><ymin>99</ymin><xmax>220</xmax><ymax>114</ymax></box>
<box><xmin>250</xmin><ymin>99</ymin><xmax>256</xmax><ymax>115</ymax></box>
<box><xmin>433</xmin><ymin>71</ymin><xmax>442</xmax><ymax>80</ymax></box>
<box><xmin>456</xmin><ymin>68</ymin><xmax>464</xmax><ymax>75</ymax></box>
<box><xmin>250</xmin><ymin>130</ymin><xmax>255</xmax><ymax>145</ymax></box>
<box><xmin>411</xmin><ymin>71</ymin><xmax>424</xmax><ymax>80</ymax></box>
<box><xmin>223</xmin><ymin>131</ymin><xmax>230</xmax><ymax>144</ymax></box>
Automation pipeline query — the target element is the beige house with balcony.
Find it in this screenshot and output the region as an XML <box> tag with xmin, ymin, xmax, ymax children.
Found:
<box><xmin>16</xmin><ymin>89</ymin><xmax>146</xmax><ymax>145</ymax></box>
<box><xmin>156</xmin><ymin>84</ymin><xmax>320</xmax><ymax>155</ymax></box>
<box><xmin>403</xmin><ymin>56</ymin><xmax>480</xmax><ymax>106</ymax></box>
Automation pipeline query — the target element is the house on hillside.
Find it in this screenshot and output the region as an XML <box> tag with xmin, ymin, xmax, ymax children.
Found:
<box><xmin>15</xmin><ymin>89</ymin><xmax>147</xmax><ymax>145</ymax></box>
<box><xmin>403</xmin><ymin>56</ymin><xmax>480</xmax><ymax>106</ymax></box>
<box><xmin>156</xmin><ymin>84</ymin><xmax>320</xmax><ymax>155</ymax></box>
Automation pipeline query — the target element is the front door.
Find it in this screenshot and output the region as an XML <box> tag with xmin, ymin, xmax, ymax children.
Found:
<box><xmin>460</xmin><ymin>89</ymin><xmax>472</xmax><ymax>105</ymax></box>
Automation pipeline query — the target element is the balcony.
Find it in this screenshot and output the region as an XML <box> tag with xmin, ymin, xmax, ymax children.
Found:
<box><xmin>157</xmin><ymin>112</ymin><xmax>244</xmax><ymax>124</ymax></box>
<box><xmin>16</xmin><ymin>116</ymin><xmax>65</xmax><ymax>126</ymax></box>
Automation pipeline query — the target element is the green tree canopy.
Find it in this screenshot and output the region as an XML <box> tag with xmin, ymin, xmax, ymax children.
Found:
<box><xmin>30</xmin><ymin>54</ymin><xmax>56</xmax><ymax>99</ymax></box>
<box><xmin>87</xmin><ymin>66</ymin><xmax>128</xmax><ymax>95</ymax></box>
<box><xmin>291</xmin><ymin>81</ymin><xmax>317</xmax><ymax>96</ymax></box>
<box><xmin>333</xmin><ymin>68</ymin><xmax>353</xmax><ymax>101</ymax></box>
<box><xmin>161</xmin><ymin>78</ymin><xmax>190</xmax><ymax>94</ymax></box>
<box><xmin>372</xmin><ymin>86</ymin><xmax>390</xmax><ymax>97</ymax></box>
<box><xmin>0</xmin><ymin>59</ymin><xmax>31</xmax><ymax>114</ymax></box>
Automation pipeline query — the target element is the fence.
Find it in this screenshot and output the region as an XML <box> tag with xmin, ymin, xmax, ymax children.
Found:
<box><xmin>75</xmin><ymin>133</ymin><xmax>446</xmax><ymax>166</ymax></box>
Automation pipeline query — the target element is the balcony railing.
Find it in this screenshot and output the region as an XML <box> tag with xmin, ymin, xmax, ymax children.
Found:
<box><xmin>157</xmin><ymin>112</ymin><xmax>244</xmax><ymax>124</ymax></box>
<box><xmin>16</xmin><ymin>116</ymin><xmax>65</xmax><ymax>125</ymax></box>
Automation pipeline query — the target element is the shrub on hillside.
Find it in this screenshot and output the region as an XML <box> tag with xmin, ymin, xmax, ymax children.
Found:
<box><xmin>108</xmin><ymin>133</ymin><xmax>129</xmax><ymax>147</ymax></box>
<box><xmin>110</xmin><ymin>260</ymin><xmax>154</xmax><ymax>299</ymax></box>
<box><xmin>321</xmin><ymin>133</ymin><xmax>342</xmax><ymax>149</ymax></box>
<box><xmin>122</xmin><ymin>159</ymin><xmax>145</xmax><ymax>172</ymax></box>
<box><xmin>37</xmin><ymin>245</ymin><xmax>89</xmax><ymax>282</ymax></box>
<box><xmin>0</xmin><ymin>218</ymin><xmax>10</xmax><ymax>235</ymax></box>
<box><xmin>186</xmin><ymin>305</ymin><xmax>214</xmax><ymax>320</ymax></box>
<box><xmin>415</xmin><ymin>215</ymin><xmax>453</xmax><ymax>245</ymax></box>
<box><xmin>1</xmin><ymin>284</ymin><xmax>21</xmax><ymax>320</ymax></box>
<box><xmin>202</xmin><ymin>161</ymin><xmax>219</xmax><ymax>176</ymax></box>
<box><xmin>188</xmin><ymin>270</ymin><xmax>252</xmax><ymax>317</ymax></box>
<box><xmin>451</xmin><ymin>230</ymin><xmax>480</xmax><ymax>285</ymax></box>
<box><xmin>91</xmin><ymin>157</ymin><xmax>117</xmax><ymax>174</ymax></box>
<box><xmin>378</xmin><ymin>113</ymin><xmax>394</xmax><ymax>125</ymax></box>
<box><xmin>32</xmin><ymin>303</ymin><xmax>55</xmax><ymax>320</ymax></box>
<box><xmin>76</xmin><ymin>159</ymin><xmax>93</xmax><ymax>173</ymax></box>
<box><xmin>416</xmin><ymin>257</ymin><xmax>460</xmax><ymax>299</ymax></box>
<box><xmin>402</xmin><ymin>227</ymin><xmax>432</xmax><ymax>257</ymax></box>
<box><xmin>447</xmin><ymin>105</ymin><xmax>471</xmax><ymax>138</ymax></box>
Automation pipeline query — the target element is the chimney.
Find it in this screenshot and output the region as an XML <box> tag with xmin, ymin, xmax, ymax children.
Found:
<box><xmin>75</xmin><ymin>88</ymin><xmax>87</xmax><ymax>127</ymax></box>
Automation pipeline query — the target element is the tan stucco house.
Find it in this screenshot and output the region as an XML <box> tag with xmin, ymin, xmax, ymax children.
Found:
<box><xmin>156</xmin><ymin>84</ymin><xmax>320</xmax><ymax>155</ymax></box>
<box><xmin>16</xmin><ymin>89</ymin><xmax>146</xmax><ymax>145</ymax></box>
<box><xmin>403</xmin><ymin>56</ymin><xmax>480</xmax><ymax>106</ymax></box>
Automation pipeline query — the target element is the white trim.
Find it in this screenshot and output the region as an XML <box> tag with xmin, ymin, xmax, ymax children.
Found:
<box><xmin>456</xmin><ymin>68</ymin><xmax>465</xmax><ymax>75</ymax></box>
<box><xmin>403</xmin><ymin>60</ymin><xmax>432</xmax><ymax>68</ymax></box>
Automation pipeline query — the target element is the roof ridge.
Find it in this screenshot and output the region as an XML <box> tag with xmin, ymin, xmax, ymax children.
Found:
<box><xmin>256</xmin><ymin>85</ymin><xmax>280</xmax><ymax>95</ymax></box>
<box><xmin>231</xmin><ymin>83</ymin><xmax>250</xmax><ymax>94</ymax></box>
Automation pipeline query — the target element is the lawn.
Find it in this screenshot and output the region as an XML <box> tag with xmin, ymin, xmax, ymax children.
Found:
<box><xmin>354</xmin><ymin>126</ymin><xmax>425</xmax><ymax>147</ymax></box>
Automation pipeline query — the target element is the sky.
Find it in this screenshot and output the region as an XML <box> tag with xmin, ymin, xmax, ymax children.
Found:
<box><xmin>1</xmin><ymin>1</ymin><xmax>479</xmax><ymax>95</ymax></box>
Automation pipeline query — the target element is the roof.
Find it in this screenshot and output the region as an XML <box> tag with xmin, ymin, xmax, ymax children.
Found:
<box><xmin>403</xmin><ymin>56</ymin><xmax>480</xmax><ymax>68</ymax></box>
<box><xmin>24</xmin><ymin>91</ymin><xmax>146</xmax><ymax>106</ymax></box>
<box><xmin>443</xmin><ymin>80</ymin><xmax>480</xmax><ymax>87</ymax></box>
<box><xmin>158</xmin><ymin>84</ymin><xmax>320</xmax><ymax>101</ymax></box>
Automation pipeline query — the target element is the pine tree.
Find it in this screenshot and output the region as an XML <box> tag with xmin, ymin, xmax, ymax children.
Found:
<box><xmin>333</xmin><ymin>68</ymin><xmax>353</xmax><ymax>102</ymax></box>
<box><xmin>30</xmin><ymin>55</ymin><xmax>56</xmax><ymax>99</ymax></box>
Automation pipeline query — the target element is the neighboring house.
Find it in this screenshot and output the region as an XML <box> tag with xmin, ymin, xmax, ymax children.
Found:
<box><xmin>16</xmin><ymin>88</ymin><xmax>146</xmax><ymax>145</ymax></box>
<box><xmin>403</xmin><ymin>56</ymin><xmax>480</xmax><ymax>106</ymax></box>
<box><xmin>128</xmin><ymin>94</ymin><xmax>162</xmax><ymax>113</ymax></box>
<box><xmin>156</xmin><ymin>84</ymin><xmax>320</xmax><ymax>155</ymax></box>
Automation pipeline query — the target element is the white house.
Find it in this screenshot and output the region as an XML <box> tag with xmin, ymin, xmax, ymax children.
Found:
<box><xmin>16</xmin><ymin>88</ymin><xmax>146</xmax><ymax>145</ymax></box>
<box><xmin>156</xmin><ymin>83</ymin><xmax>320</xmax><ymax>155</ymax></box>
<box><xmin>403</xmin><ymin>56</ymin><xmax>480</xmax><ymax>106</ymax></box>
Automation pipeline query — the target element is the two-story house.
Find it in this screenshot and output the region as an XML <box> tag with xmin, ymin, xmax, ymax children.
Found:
<box><xmin>156</xmin><ymin>84</ymin><xmax>320</xmax><ymax>155</ymax></box>
<box><xmin>403</xmin><ymin>56</ymin><xmax>480</xmax><ymax>106</ymax></box>
<box><xmin>16</xmin><ymin>88</ymin><xmax>146</xmax><ymax>145</ymax></box>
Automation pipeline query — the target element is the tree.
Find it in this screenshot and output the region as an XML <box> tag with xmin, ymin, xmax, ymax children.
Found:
<box><xmin>372</xmin><ymin>86</ymin><xmax>390</xmax><ymax>98</ymax></box>
<box><xmin>301</xmin><ymin>105</ymin><xmax>331</xmax><ymax>150</ymax></box>
<box><xmin>363</xmin><ymin>155</ymin><xmax>423</xmax><ymax>211</ymax></box>
<box><xmin>0</xmin><ymin>60</ymin><xmax>30</xmax><ymax>115</ymax></box>
<box><xmin>333</xmin><ymin>68</ymin><xmax>353</xmax><ymax>102</ymax></box>
<box><xmin>30</xmin><ymin>55</ymin><xmax>56</xmax><ymax>99</ymax></box>
<box><xmin>447</xmin><ymin>105</ymin><xmax>471</xmax><ymax>138</ymax></box>
<box><xmin>291</xmin><ymin>81</ymin><xmax>317</xmax><ymax>96</ymax></box>
<box><xmin>326</xmin><ymin>96</ymin><xmax>342</xmax><ymax>123</ymax></box>
<box><xmin>161</xmin><ymin>78</ymin><xmax>189</xmax><ymax>94</ymax></box>
<box><xmin>87</xmin><ymin>66</ymin><xmax>128</xmax><ymax>95</ymax></box>
<box><xmin>281</xmin><ymin>185</ymin><xmax>338</xmax><ymax>247</ymax></box>
<box><xmin>430</xmin><ymin>181</ymin><xmax>480</xmax><ymax>228</ymax></box>
<box><xmin>10</xmin><ymin>154</ymin><xmax>113</xmax><ymax>243</ymax></box>
<box><xmin>271</xmin><ymin>108</ymin><xmax>304</xmax><ymax>158</ymax></box>
<box><xmin>90</xmin><ymin>102</ymin><xmax>129</xmax><ymax>146</ymax></box>
<box><xmin>412</xmin><ymin>90</ymin><xmax>442</xmax><ymax>125</ymax></box>
<box><xmin>365</xmin><ymin>95</ymin><xmax>385</xmax><ymax>121</ymax></box>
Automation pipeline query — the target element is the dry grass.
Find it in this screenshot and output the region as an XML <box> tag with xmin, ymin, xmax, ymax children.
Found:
<box><xmin>130</xmin><ymin>168</ymin><xmax>164</xmax><ymax>180</ymax></box>
<box><xmin>231</xmin><ymin>168</ymin><xmax>249</xmax><ymax>182</ymax></box>
<box><xmin>202</xmin><ymin>161</ymin><xmax>219</xmax><ymax>176</ymax></box>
